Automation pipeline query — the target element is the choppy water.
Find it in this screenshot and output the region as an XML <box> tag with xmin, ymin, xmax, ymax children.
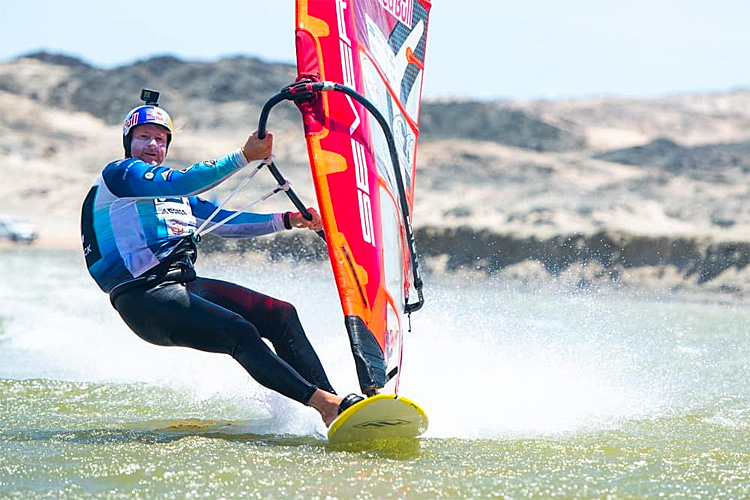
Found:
<box><xmin>1</xmin><ymin>248</ymin><xmax>748</xmax><ymax>499</ymax></box>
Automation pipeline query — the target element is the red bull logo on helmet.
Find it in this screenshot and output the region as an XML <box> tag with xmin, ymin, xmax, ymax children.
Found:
<box><xmin>122</xmin><ymin>112</ymin><xmax>140</xmax><ymax>134</ymax></box>
<box><xmin>145</xmin><ymin>108</ymin><xmax>171</xmax><ymax>127</ymax></box>
<box><xmin>122</xmin><ymin>106</ymin><xmax>173</xmax><ymax>136</ymax></box>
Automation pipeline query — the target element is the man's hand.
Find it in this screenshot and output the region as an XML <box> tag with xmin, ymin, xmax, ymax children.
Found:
<box><xmin>288</xmin><ymin>207</ymin><xmax>323</xmax><ymax>232</ymax></box>
<box><xmin>242</xmin><ymin>131</ymin><xmax>273</xmax><ymax>162</ymax></box>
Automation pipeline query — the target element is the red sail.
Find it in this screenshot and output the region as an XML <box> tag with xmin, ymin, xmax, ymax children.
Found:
<box><xmin>295</xmin><ymin>0</ymin><xmax>431</xmax><ymax>394</ymax></box>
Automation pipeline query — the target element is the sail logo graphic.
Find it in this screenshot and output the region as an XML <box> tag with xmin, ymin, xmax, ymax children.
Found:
<box><xmin>353</xmin><ymin>139</ymin><xmax>375</xmax><ymax>246</ymax></box>
<box><xmin>337</xmin><ymin>0</ymin><xmax>376</xmax><ymax>248</ymax></box>
<box><xmin>380</xmin><ymin>0</ymin><xmax>413</xmax><ymax>26</ymax></box>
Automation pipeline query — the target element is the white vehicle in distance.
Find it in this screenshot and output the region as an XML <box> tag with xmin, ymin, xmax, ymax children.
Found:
<box><xmin>0</xmin><ymin>216</ymin><xmax>38</xmax><ymax>243</ymax></box>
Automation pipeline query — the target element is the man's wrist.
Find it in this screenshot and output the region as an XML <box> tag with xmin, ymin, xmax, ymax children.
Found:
<box><xmin>283</xmin><ymin>211</ymin><xmax>293</xmax><ymax>230</ymax></box>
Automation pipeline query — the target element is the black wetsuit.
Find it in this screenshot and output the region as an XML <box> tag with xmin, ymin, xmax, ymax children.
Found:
<box><xmin>109</xmin><ymin>242</ymin><xmax>335</xmax><ymax>405</ymax></box>
<box><xmin>83</xmin><ymin>151</ymin><xmax>335</xmax><ymax>405</ymax></box>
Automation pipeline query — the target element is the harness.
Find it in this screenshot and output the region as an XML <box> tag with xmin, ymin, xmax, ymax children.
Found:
<box><xmin>109</xmin><ymin>237</ymin><xmax>197</xmax><ymax>305</ymax></box>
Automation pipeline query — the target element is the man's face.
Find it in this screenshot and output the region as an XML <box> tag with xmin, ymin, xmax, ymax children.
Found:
<box><xmin>130</xmin><ymin>124</ymin><xmax>169</xmax><ymax>165</ymax></box>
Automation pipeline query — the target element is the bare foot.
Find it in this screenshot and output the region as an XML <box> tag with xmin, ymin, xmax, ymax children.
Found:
<box><xmin>307</xmin><ymin>389</ymin><xmax>343</xmax><ymax>427</ymax></box>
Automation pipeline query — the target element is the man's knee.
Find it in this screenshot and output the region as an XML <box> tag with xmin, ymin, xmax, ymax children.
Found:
<box><xmin>274</xmin><ymin>300</ymin><xmax>301</xmax><ymax>329</ymax></box>
<box><xmin>224</xmin><ymin>315</ymin><xmax>267</xmax><ymax>356</ymax></box>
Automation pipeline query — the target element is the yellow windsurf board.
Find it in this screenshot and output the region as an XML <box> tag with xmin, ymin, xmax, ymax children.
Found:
<box><xmin>327</xmin><ymin>394</ymin><xmax>428</xmax><ymax>444</ymax></box>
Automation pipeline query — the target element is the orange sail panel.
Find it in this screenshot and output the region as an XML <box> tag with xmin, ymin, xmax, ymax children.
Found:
<box><xmin>295</xmin><ymin>0</ymin><xmax>431</xmax><ymax>394</ymax></box>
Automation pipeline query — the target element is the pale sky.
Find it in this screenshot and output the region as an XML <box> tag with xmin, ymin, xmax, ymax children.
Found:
<box><xmin>2</xmin><ymin>0</ymin><xmax>749</xmax><ymax>100</ymax></box>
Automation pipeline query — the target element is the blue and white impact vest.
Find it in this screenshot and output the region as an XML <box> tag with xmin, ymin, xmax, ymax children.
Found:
<box><xmin>81</xmin><ymin>149</ymin><xmax>285</xmax><ymax>293</ymax></box>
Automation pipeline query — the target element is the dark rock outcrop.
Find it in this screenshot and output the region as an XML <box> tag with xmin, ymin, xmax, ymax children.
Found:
<box><xmin>2</xmin><ymin>51</ymin><xmax>298</xmax><ymax>127</ymax></box>
<box><xmin>200</xmin><ymin>228</ymin><xmax>749</xmax><ymax>293</ymax></box>
<box><xmin>595</xmin><ymin>137</ymin><xmax>750</xmax><ymax>179</ymax></box>
<box><xmin>420</xmin><ymin>101</ymin><xmax>587</xmax><ymax>152</ymax></box>
<box><xmin>414</xmin><ymin>227</ymin><xmax>750</xmax><ymax>285</ymax></box>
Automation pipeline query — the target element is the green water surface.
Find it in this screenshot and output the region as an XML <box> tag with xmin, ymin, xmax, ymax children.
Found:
<box><xmin>1</xmin><ymin>378</ymin><xmax>748</xmax><ymax>499</ymax></box>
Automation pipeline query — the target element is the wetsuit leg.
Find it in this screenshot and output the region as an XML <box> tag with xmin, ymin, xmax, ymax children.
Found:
<box><xmin>186</xmin><ymin>277</ymin><xmax>336</xmax><ymax>395</ymax></box>
<box><xmin>112</xmin><ymin>281</ymin><xmax>320</xmax><ymax>405</ymax></box>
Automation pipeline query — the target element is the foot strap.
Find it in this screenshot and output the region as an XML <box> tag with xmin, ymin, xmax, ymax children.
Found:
<box><xmin>338</xmin><ymin>393</ymin><xmax>364</xmax><ymax>414</ymax></box>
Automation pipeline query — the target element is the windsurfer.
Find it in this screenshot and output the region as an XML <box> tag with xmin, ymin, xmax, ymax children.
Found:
<box><xmin>80</xmin><ymin>91</ymin><xmax>362</xmax><ymax>426</ymax></box>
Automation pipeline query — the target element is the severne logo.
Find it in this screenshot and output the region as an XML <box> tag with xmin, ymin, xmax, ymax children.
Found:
<box><xmin>353</xmin><ymin>418</ymin><xmax>410</xmax><ymax>429</ymax></box>
<box><xmin>336</xmin><ymin>0</ymin><xmax>376</xmax><ymax>248</ymax></box>
<box><xmin>380</xmin><ymin>0</ymin><xmax>413</xmax><ymax>26</ymax></box>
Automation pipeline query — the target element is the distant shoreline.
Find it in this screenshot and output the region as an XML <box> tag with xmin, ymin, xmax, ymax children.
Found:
<box><xmin>9</xmin><ymin>224</ymin><xmax>746</xmax><ymax>304</ymax></box>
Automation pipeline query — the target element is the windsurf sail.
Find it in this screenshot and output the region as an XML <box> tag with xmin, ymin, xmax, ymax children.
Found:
<box><xmin>292</xmin><ymin>0</ymin><xmax>431</xmax><ymax>395</ymax></box>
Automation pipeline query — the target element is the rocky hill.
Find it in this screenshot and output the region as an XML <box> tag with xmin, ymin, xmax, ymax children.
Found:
<box><xmin>1</xmin><ymin>52</ymin><xmax>748</xmax><ymax>300</ymax></box>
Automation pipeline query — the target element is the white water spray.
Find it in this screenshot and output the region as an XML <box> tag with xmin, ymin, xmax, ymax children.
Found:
<box><xmin>1</xmin><ymin>250</ymin><xmax>736</xmax><ymax>439</ymax></box>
